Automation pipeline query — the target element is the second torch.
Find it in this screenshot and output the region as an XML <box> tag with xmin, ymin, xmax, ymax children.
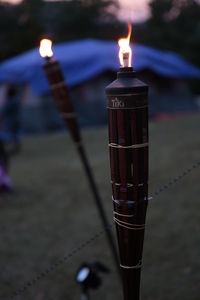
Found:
<box><xmin>39</xmin><ymin>39</ymin><xmax>120</xmax><ymax>276</ymax></box>
<box><xmin>106</xmin><ymin>25</ymin><xmax>149</xmax><ymax>300</ymax></box>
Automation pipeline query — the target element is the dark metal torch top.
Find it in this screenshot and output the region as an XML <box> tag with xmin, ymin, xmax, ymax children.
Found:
<box><xmin>106</xmin><ymin>67</ymin><xmax>148</xmax><ymax>95</ymax></box>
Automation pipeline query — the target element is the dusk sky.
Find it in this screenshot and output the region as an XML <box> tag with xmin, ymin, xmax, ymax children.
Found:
<box><xmin>118</xmin><ymin>0</ymin><xmax>151</xmax><ymax>22</ymax></box>
<box><xmin>1</xmin><ymin>0</ymin><xmax>151</xmax><ymax>22</ymax></box>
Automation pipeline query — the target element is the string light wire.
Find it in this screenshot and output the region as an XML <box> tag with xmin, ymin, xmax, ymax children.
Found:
<box><xmin>5</xmin><ymin>160</ymin><xmax>200</xmax><ymax>300</ymax></box>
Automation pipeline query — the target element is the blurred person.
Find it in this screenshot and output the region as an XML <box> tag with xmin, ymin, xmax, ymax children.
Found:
<box><xmin>2</xmin><ymin>85</ymin><xmax>21</xmax><ymax>154</ymax></box>
<box><xmin>0</xmin><ymin>139</ymin><xmax>12</xmax><ymax>194</ymax></box>
<box><xmin>0</xmin><ymin>85</ymin><xmax>22</xmax><ymax>194</ymax></box>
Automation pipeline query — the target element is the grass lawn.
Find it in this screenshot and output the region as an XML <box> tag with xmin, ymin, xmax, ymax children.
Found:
<box><xmin>0</xmin><ymin>114</ymin><xmax>200</xmax><ymax>300</ymax></box>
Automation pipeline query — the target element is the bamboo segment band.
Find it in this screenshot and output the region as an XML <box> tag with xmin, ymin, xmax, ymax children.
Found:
<box><xmin>112</xmin><ymin>196</ymin><xmax>149</xmax><ymax>206</ymax></box>
<box><xmin>61</xmin><ymin>112</ymin><xmax>76</xmax><ymax>119</ymax></box>
<box><xmin>111</xmin><ymin>181</ymin><xmax>144</xmax><ymax>187</ymax></box>
<box><xmin>114</xmin><ymin>217</ymin><xmax>146</xmax><ymax>231</ymax></box>
<box><xmin>109</xmin><ymin>142</ymin><xmax>148</xmax><ymax>149</ymax></box>
<box><xmin>51</xmin><ymin>81</ymin><xmax>66</xmax><ymax>90</ymax></box>
<box><xmin>120</xmin><ymin>260</ymin><xmax>142</xmax><ymax>269</ymax></box>
<box><xmin>113</xmin><ymin>211</ymin><xmax>134</xmax><ymax>218</ymax></box>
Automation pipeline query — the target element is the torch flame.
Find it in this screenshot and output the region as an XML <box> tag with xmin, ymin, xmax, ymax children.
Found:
<box><xmin>39</xmin><ymin>39</ymin><xmax>53</xmax><ymax>58</ymax></box>
<box><xmin>118</xmin><ymin>23</ymin><xmax>132</xmax><ymax>67</ymax></box>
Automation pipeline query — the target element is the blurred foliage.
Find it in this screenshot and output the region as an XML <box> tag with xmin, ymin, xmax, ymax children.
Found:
<box><xmin>0</xmin><ymin>0</ymin><xmax>44</xmax><ymax>59</ymax></box>
<box><xmin>0</xmin><ymin>0</ymin><xmax>199</xmax><ymax>72</ymax></box>
<box><xmin>134</xmin><ymin>0</ymin><xmax>200</xmax><ymax>67</ymax></box>
<box><xmin>44</xmin><ymin>0</ymin><xmax>121</xmax><ymax>41</ymax></box>
<box><xmin>0</xmin><ymin>0</ymin><xmax>122</xmax><ymax>61</ymax></box>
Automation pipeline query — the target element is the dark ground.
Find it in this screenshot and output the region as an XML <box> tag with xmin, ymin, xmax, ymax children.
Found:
<box><xmin>0</xmin><ymin>114</ymin><xmax>199</xmax><ymax>300</ymax></box>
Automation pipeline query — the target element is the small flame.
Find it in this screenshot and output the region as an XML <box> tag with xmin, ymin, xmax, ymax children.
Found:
<box><xmin>118</xmin><ymin>23</ymin><xmax>132</xmax><ymax>67</ymax></box>
<box><xmin>39</xmin><ymin>39</ymin><xmax>53</xmax><ymax>58</ymax></box>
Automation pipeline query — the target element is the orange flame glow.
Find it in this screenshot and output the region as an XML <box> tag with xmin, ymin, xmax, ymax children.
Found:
<box><xmin>118</xmin><ymin>23</ymin><xmax>132</xmax><ymax>67</ymax></box>
<box><xmin>39</xmin><ymin>39</ymin><xmax>53</xmax><ymax>58</ymax></box>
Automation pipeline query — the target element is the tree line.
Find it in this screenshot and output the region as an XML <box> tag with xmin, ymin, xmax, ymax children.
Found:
<box><xmin>0</xmin><ymin>0</ymin><xmax>199</xmax><ymax>69</ymax></box>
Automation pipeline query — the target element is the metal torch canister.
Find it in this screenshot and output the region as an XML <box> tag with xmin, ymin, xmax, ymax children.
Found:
<box><xmin>43</xmin><ymin>59</ymin><xmax>81</xmax><ymax>144</ymax></box>
<box><xmin>106</xmin><ymin>67</ymin><xmax>149</xmax><ymax>300</ymax></box>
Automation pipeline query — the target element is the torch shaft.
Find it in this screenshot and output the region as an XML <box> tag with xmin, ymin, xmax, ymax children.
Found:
<box><xmin>81</xmin><ymin>292</ymin><xmax>90</xmax><ymax>300</ymax></box>
<box><xmin>77</xmin><ymin>143</ymin><xmax>121</xmax><ymax>275</ymax></box>
<box><xmin>43</xmin><ymin>60</ymin><xmax>120</xmax><ymax>276</ymax></box>
<box><xmin>106</xmin><ymin>70</ymin><xmax>149</xmax><ymax>300</ymax></box>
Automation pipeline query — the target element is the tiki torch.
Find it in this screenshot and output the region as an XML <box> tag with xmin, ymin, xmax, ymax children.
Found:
<box><xmin>105</xmin><ymin>24</ymin><xmax>149</xmax><ymax>300</ymax></box>
<box><xmin>39</xmin><ymin>39</ymin><xmax>120</xmax><ymax>275</ymax></box>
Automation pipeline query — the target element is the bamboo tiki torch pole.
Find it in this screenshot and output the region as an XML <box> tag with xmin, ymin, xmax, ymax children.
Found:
<box><xmin>105</xmin><ymin>25</ymin><xmax>149</xmax><ymax>299</ymax></box>
<box><xmin>39</xmin><ymin>39</ymin><xmax>120</xmax><ymax>276</ymax></box>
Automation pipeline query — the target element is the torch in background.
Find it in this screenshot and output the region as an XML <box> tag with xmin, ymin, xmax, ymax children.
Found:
<box><xmin>39</xmin><ymin>39</ymin><xmax>120</xmax><ymax>276</ymax></box>
<box><xmin>105</xmin><ymin>24</ymin><xmax>149</xmax><ymax>300</ymax></box>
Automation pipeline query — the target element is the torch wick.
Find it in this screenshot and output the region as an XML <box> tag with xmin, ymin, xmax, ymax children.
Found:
<box><xmin>122</xmin><ymin>52</ymin><xmax>130</xmax><ymax>68</ymax></box>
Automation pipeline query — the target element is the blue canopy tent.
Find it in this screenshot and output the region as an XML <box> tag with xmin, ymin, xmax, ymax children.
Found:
<box><xmin>0</xmin><ymin>39</ymin><xmax>200</xmax><ymax>95</ymax></box>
